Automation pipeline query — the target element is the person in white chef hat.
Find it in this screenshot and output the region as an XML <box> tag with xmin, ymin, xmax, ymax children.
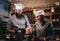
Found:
<box><xmin>33</xmin><ymin>9</ymin><xmax>54</xmax><ymax>41</ymax></box>
<box><xmin>7</xmin><ymin>3</ymin><xmax>31</xmax><ymax>41</ymax></box>
<box><xmin>33</xmin><ymin>9</ymin><xmax>44</xmax><ymax>22</ymax></box>
<box><xmin>33</xmin><ymin>9</ymin><xmax>44</xmax><ymax>38</ymax></box>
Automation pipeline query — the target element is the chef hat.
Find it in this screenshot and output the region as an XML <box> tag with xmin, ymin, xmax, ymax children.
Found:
<box><xmin>14</xmin><ymin>3</ymin><xmax>25</xmax><ymax>10</ymax></box>
<box><xmin>33</xmin><ymin>9</ymin><xmax>44</xmax><ymax>16</ymax></box>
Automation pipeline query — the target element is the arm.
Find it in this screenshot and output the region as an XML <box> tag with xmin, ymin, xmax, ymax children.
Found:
<box><xmin>45</xmin><ymin>21</ymin><xmax>54</xmax><ymax>37</ymax></box>
<box><xmin>7</xmin><ymin>18</ymin><xmax>15</xmax><ymax>33</ymax></box>
<box><xmin>7</xmin><ymin>18</ymin><xmax>11</xmax><ymax>29</ymax></box>
<box><xmin>24</xmin><ymin>15</ymin><xmax>32</xmax><ymax>34</ymax></box>
<box><xmin>25</xmin><ymin>15</ymin><xmax>30</xmax><ymax>27</ymax></box>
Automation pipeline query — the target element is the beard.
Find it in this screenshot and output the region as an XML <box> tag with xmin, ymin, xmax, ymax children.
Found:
<box><xmin>15</xmin><ymin>13</ymin><xmax>23</xmax><ymax>19</ymax></box>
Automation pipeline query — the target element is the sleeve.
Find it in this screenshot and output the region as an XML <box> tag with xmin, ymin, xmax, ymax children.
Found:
<box><xmin>24</xmin><ymin>15</ymin><xmax>30</xmax><ymax>26</ymax></box>
<box><xmin>45</xmin><ymin>21</ymin><xmax>54</xmax><ymax>37</ymax></box>
<box><xmin>7</xmin><ymin>18</ymin><xmax>12</xmax><ymax>29</ymax></box>
<box><xmin>49</xmin><ymin>21</ymin><xmax>54</xmax><ymax>36</ymax></box>
<box><xmin>49</xmin><ymin>21</ymin><xmax>54</xmax><ymax>29</ymax></box>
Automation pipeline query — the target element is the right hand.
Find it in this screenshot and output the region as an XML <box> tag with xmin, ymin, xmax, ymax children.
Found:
<box><xmin>25</xmin><ymin>26</ymin><xmax>33</xmax><ymax>34</ymax></box>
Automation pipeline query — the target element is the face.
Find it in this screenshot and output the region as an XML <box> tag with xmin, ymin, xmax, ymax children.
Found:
<box><xmin>16</xmin><ymin>9</ymin><xmax>22</xmax><ymax>15</ymax></box>
<box><xmin>35</xmin><ymin>15</ymin><xmax>42</xmax><ymax>22</ymax></box>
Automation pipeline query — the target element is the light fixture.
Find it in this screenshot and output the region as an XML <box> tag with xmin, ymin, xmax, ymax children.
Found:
<box><xmin>51</xmin><ymin>7</ymin><xmax>54</xmax><ymax>12</ymax></box>
<box><xmin>55</xmin><ymin>2</ymin><xmax>59</xmax><ymax>6</ymax></box>
<box><xmin>33</xmin><ymin>9</ymin><xmax>36</xmax><ymax>13</ymax></box>
<box><xmin>56</xmin><ymin>38</ymin><xmax>59</xmax><ymax>40</ymax></box>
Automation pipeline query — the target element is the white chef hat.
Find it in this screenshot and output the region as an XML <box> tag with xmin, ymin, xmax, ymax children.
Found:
<box><xmin>33</xmin><ymin>9</ymin><xmax>44</xmax><ymax>16</ymax></box>
<box><xmin>14</xmin><ymin>3</ymin><xmax>25</xmax><ymax>10</ymax></box>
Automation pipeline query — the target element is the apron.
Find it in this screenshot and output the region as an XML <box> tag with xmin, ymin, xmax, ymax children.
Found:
<box><xmin>11</xmin><ymin>14</ymin><xmax>26</xmax><ymax>31</ymax></box>
<box><xmin>35</xmin><ymin>21</ymin><xmax>49</xmax><ymax>38</ymax></box>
